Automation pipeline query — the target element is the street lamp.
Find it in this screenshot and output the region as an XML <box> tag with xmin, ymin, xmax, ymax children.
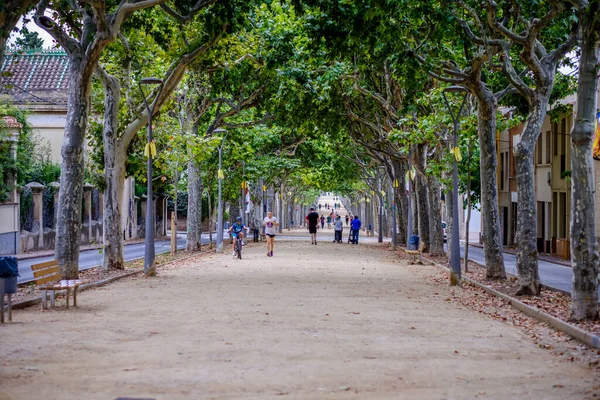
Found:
<box><xmin>138</xmin><ymin>77</ymin><xmax>163</xmax><ymax>277</ymax></box>
<box><xmin>214</xmin><ymin>128</ymin><xmax>227</xmax><ymax>253</ymax></box>
<box><xmin>442</xmin><ymin>85</ymin><xmax>468</xmax><ymax>286</ymax></box>
<box><xmin>262</xmin><ymin>183</ymin><xmax>267</xmax><ymax>234</ymax></box>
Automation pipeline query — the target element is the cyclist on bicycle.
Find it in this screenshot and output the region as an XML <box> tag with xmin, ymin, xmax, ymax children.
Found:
<box><xmin>228</xmin><ymin>216</ymin><xmax>246</xmax><ymax>256</ymax></box>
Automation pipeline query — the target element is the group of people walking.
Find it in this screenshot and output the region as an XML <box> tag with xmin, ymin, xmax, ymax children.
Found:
<box><xmin>231</xmin><ymin>199</ymin><xmax>361</xmax><ymax>258</ymax></box>
<box><xmin>306</xmin><ymin>207</ymin><xmax>361</xmax><ymax>245</ymax></box>
<box><xmin>317</xmin><ymin>202</ymin><xmax>341</xmax><ymax>210</ymax></box>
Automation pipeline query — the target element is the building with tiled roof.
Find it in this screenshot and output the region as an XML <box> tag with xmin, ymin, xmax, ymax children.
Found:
<box><xmin>1</xmin><ymin>49</ymin><xmax>69</xmax><ymax>163</ymax></box>
<box><xmin>0</xmin><ymin>49</ymin><xmax>139</xmax><ymax>253</ymax></box>
<box><xmin>1</xmin><ymin>49</ymin><xmax>69</xmax><ymax>104</ymax></box>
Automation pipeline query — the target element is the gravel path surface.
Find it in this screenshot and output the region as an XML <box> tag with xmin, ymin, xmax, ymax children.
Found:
<box><xmin>0</xmin><ymin>233</ymin><xmax>596</xmax><ymax>399</ymax></box>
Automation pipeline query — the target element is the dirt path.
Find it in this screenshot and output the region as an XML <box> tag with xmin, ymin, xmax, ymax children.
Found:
<box><xmin>1</xmin><ymin>235</ymin><xmax>597</xmax><ymax>399</ymax></box>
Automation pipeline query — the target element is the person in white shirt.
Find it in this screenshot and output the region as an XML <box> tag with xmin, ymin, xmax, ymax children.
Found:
<box><xmin>263</xmin><ymin>211</ymin><xmax>279</xmax><ymax>257</ymax></box>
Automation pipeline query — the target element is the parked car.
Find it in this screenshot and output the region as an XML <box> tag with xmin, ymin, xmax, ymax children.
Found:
<box><xmin>442</xmin><ymin>221</ymin><xmax>447</xmax><ymax>242</ymax></box>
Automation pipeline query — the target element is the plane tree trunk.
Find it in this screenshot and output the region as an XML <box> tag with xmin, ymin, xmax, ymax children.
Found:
<box><xmin>186</xmin><ymin>158</ymin><xmax>203</xmax><ymax>251</ymax></box>
<box><xmin>570</xmin><ymin>0</ymin><xmax>600</xmax><ymax>320</ymax></box>
<box><xmin>427</xmin><ymin>174</ymin><xmax>445</xmax><ymax>255</ymax></box>
<box><xmin>474</xmin><ymin>89</ymin><xmax>506</xmax><ymax>279</ymax></box>
<box><xmin>99</xmin><ymin>71</ymin><xmax>125</xmax><ymax>270</ymax></box>
<box><xmin>54</xmin><ymin>56</ymin><xmax>94</xmax><ymax>279</ymax></box>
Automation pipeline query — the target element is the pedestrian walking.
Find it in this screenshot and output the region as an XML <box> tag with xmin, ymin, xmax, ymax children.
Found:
<box><xmin>326</xmin><ymin>215</ymin><xmax>332</xmax><ymax>229</ymax></box>
<box><xmin>320</xmin><ymin>216</ymin><xmax>325</xmax><ymax>229</ymax></box>
<box><xmin>262</xmin><ymin>211</ymin><xmax>279</xmax><ymax>257</ymax></box>
<box><xmin>318</xmin><ymin>203</ymin><xmax>322</xmax><ymax>210</ymax></box>
<box><xmin>334</xmin><ymin>215</ymin><xmax>343</xmax><ymax>243</ymax></box>
<box><xmin>345</xmin><ymin>215</ymin><xmax>349</xmax><ymax>225</ymax></box>
<box><xmin>350</xmin><ymin>215</ymin><xmax>361</xmax><ymax>244</ymax></box>
<box><xmin>307</xmin><ymin>207</ymin><xmax>320</xmax><ymax>245</ymax></box>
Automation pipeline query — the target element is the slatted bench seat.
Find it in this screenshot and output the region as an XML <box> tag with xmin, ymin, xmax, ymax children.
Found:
<box><xmin>402</xmin><ymin>242</ymin><xmax>426</xmax><ymax>265</ymax></box>
<box><xmin>31</xmin><ymin>260</ymin><xmax>82</xmax><ymax>309</ymax></box>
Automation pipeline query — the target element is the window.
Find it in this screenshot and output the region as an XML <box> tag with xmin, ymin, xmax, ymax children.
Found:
<box><xmin>536</xmin><ymin>136</ymin><xmax>543</xmax><ymax>164</ymax></box>
<box><xmin>553</xmin><ymin>122</ymin><xmax>558</xmax><ymax>156</ymax></box>
<box><xmin>545</xmin><ymin>131</ymin><xmax>551</xmax><ymax>163</ymax></box>
<box><xmin>500</xmin><ymin>152</ymin><xmax>505</xmax><ymax>191</ymax></box>
<box><xmin>560</xmin><ymin>118</ymin><xmax>567</xmax><ymax>156</ymax></box>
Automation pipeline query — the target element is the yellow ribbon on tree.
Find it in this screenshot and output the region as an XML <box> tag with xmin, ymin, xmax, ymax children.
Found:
<box><xmin>144</xmin><ymin>141</ymin><xmax>157</xmax><ymax>158</ymax></box>
<box><xmin>218</xmin><ymin>169</ymin><xmax>224</xmax><ymax>179</ymax></box>
<box><xmin>452</xmin><ymin>146</ymin><xmax>462</xmax><ymax>161</ymax></box>
<box><xmin>406</xmin><ymin>169</ymin><xmax>416</xmax><ymax>181</ymax></box>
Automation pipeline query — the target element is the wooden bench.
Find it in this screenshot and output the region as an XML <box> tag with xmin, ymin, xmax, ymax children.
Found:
<box><xmin>403</xmin><ymin>242</ymin><xmax>426</xmax><ymax>265</ymax></box>
<box><xmin>31</xmin><ymin>260</ymin><xmax>82</xmax><ymax>309</ymax></box>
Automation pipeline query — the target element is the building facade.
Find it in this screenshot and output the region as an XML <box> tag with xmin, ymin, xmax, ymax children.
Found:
<box><xmin>0</xmin><ymin>50</ymin><xmax>138</xmax><ymax>254</ymax></box>
<box><xmin>497</xmin><ymin>88</ymin><xmax>600</xmax><ymax>260</ymax></box>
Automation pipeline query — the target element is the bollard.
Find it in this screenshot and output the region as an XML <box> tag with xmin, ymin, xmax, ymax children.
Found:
<box><xmin>170</xmin><ymin>212</ymin><xmax>176</xmax><ymax>256</ymax></box>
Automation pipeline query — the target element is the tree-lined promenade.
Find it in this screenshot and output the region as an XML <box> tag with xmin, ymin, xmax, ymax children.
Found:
<box><xmin>2</xmin><ymin>1</ymin><xmax>600</xmax><ymax>395</ymax></box>
<box><xmin>1</xmin><ymin>234</ymin><xmax>597</xmax><ymax>399</ymax></box>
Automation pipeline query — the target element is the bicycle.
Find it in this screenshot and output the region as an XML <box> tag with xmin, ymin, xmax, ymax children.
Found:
<box><xmin>234</xmin><ymin>233</ymin><xmax>243</xmax><ymax>259</ymax></box>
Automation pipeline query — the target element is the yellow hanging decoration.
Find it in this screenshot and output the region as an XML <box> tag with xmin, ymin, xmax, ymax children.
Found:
<box><xmin>393</xmin><ymin>179</ymin><xmax>399</xmax><ymax>188</ymax></box>
<box><xmin>144</xmin><ymin>141</ymin><xmax>157</xmax><ymax>158</ymax></box>
<box><xmin>380</xmin><ymin>190</ymin><xmax>386</xmax><ymax>197</ymax></box>
<box><xmin>409</xmin><ymin>169</ymin><xmax>416</xmax><ymax>180</ymax></box>
<box><xmin>262</xmin><ymin>185</ymin><xmax>267</xmax><ymax>192</ymax></box>
<box><xmin>452</xmin><ymin>147</ymin><xmax>462</xmax><ymax>161</ymax></box>
<box><xmin>218</xmin><ymin>169</ymin><xmax>224</xmax><ymax>179</ymax></box>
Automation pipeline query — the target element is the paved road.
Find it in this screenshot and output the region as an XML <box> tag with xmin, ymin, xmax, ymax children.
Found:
<box><xmin>461</xmin><ymin>244</ymin><xmax>594</xmax><ymax>297</ymax></box>
<box><xmin>16</xmin><ymin>232</ymin><xmax>217</xmax><ymax>284</ymax></box>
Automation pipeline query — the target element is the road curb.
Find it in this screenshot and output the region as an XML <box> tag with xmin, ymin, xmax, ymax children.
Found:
<box><xmin>464</xmin><ymin>257</ymin><xmax>571</xmax><ymax>296</ymax></box>
<box><xmin>9</xmin><ymin>251</ymin><xmax>207</xmax><ymax>311</ymax></box>
<box><xmin>424</xmin><ymin>256</ymin><xmax>600</xmax><ymax>350</ymax></box>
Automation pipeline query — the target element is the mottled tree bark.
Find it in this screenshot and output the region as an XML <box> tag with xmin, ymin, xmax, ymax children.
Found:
<box><xmin>54</xmin><ymin>57</ymin><xmax>92</xmax><ymax>279</ymax></box>
<box><xmin>445</xmin><ymin>183</ymin><xmax>454</xmax><ymax>261</ymax></box>
<box><xmin>570</xmin><ymin>0</ymin><xmax>600</xmax><ymax>320</ymax></box>
<box><xmin>394</xmin><ymin>159</ymin><xmax>409</xmax><ymax>245</ymax></box>
<box><xmin>427</xmin><ymin>175</ymin><xmax>445</xmax><ymax>255</ymax></box>
<box><xmin>100</xmin><ymin>72</ymin><xmax>125</xmax><ymax>270</ymax></box>
<box><xmin>474</xmin><ymin>91</ymin><xmax>506</xmax><ymax>279</ymax></box>
<box><xmin>514</xmin><ymin>104</ymin><xmax>545</xmax><ymax>296</ymax></box>
<box><xmin>186</xmin><ymin>159</ymin><xmax>203</xmax><ymax>251</ymax></box>
<box><xmin>415</xmin><ymin>175</ymin><xmax>430</xmax><ymax>252</ymax></box>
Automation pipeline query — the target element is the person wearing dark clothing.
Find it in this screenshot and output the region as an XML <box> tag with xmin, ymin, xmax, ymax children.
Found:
<box><xmin>320</xmin><ymin>216</ymin><xmax>325</xmax><ymax>229</ymax></box>
<box><xmin>345</xmin><ymin>215</ymin><xmax>349</xmax><ymax>225</ymax></box>
<box><xmin>307</xmin><ymin>207</ymin><xmax>320</xmax><ymax>245</ymax></box>
<box><xmin>350</xmin><ymin>215</ymin><xmax>361</xmax><ymax>244</ymax></box>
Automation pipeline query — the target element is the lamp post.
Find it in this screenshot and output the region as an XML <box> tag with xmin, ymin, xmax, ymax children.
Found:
<box><xmin>214</xmin><ymin>128</ymin><xmax>227</xmax><ymax>253</ymax></box>
<box><xmin>138</xmin><ymin>77</ymin><xmax>163</xmax><ymax>277</ymax></box>
<box><xmin>262</xmin><ymin>183</ymin><xmax>267</xmax><ymax>234</ymax></box>
<box><xmin>442</xmin><ymin>86</ymin><xmax>468</xmax><ymax>286</ymax></box>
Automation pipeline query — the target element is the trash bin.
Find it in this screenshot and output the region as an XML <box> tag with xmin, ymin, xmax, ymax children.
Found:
<box><xmin>0</xmin><ymin>257</ymin><xmax>19</xmax><ymax>293</ymax></box>
<box><xmin>408</xmin><ymin>235</ymin><xmax>420</xmax><ymax>250</ymax></box>
<box><xmin>0</xmin><ymin>256</ymin><xmax>19</xmax><ymax>323</ymax></box>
